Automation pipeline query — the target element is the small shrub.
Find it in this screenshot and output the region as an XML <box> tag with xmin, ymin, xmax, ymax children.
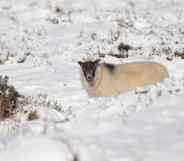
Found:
<box><xmin>0</xmin><ymin>76</ymin><xmax>20</xmax><ymax>120</ymax></box>
<box><xmin>27</xmin><ymin>110</ymin><xmax>39</xmax><ymax>121</ymax></box>
<box><xmin>175</xmin><ymin>51</ymin><xmax>184</xmax><ymax>59</ymax></box>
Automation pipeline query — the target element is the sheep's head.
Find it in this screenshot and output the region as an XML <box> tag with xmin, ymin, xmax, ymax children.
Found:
<box><xmin>78</xmin><ymin>59</ymin><xmax>100</xmax><ymax>83</ymax></box>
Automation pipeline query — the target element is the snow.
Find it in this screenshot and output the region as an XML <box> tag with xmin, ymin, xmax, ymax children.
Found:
<box><xmin>0</xmin><ymin>136</ymin><xmax>72</xmax><ymax>161</ymax></box>
<box><xmin>0</xmin><ymin>0</ymin><xmax>184</xmax><ymax>161</ymax></box>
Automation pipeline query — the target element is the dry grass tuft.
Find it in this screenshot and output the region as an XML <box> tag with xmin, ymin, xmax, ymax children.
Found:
<box><xmin>0</xmin><ymin>76</ymin><xmax>20</xmax><ymax>120</ymax></box>
<box><xmin>27</xmin><ymin>110</ymin><xmax>40</xmax><ymax>121</ymax></box>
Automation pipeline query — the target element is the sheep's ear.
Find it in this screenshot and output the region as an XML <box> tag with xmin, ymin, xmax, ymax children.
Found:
<box><xmin>95</xmin><ymin>59</ymin><xmax>100</xmax><ymax>64</ymax></box>
<box><xmin>78</xmin><ymin>61</ymin><xmax>83</xmax><ymax>66</ymax></box>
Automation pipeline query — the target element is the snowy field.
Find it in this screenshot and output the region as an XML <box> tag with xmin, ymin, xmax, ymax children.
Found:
<box><xmin>0</xmin><ymin>0</ymin><xmax>184</xmax><ymax>160</ymax></box>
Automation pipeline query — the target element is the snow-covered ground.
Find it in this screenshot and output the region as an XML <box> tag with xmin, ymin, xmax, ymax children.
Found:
<box><xmin>0</xmin><ymin>0</ymin><xmax>184</xmax><ymax>160</ymax></box>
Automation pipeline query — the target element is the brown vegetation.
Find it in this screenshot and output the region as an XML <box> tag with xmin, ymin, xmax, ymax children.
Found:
<box><xmin>175</xmin><ymin>51</ymin><xmax>184</xmax><ymax>59</ymax></box>
<box><xmin>0</xmin><ymin>76</ymin><xmax>20</xmax><ymax>120</ymax></box>
<box><xmin>27</xmin><ymin>110</ymin><xmax>39</xmax><ymax>121</ymax></box>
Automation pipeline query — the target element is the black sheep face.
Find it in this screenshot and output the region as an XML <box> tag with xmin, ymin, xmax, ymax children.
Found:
<box><xmin>78</xmin><ymin>59</ymin><xmax>100</xmax><ymax>82</ymax></box>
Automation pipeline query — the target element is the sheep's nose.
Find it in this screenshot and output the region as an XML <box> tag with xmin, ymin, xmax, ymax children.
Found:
<box><xmin>86</xmin><ymin>75</ymin><xmax>92</xmax><ymax>81</ymax></box>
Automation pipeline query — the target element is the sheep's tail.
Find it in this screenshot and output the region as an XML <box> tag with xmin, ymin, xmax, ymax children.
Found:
<box><xmin>160</xmin><ymin>64</ymin><xmax>169</xmax><ymax>79</ymax></box>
